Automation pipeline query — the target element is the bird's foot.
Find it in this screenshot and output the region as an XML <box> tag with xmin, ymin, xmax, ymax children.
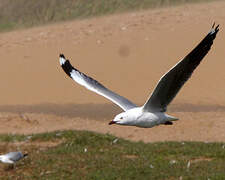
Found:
<box><xmin>164</xmin><ymin>121</ymin><xmax>173</xmax><ymax>125</ymax></box>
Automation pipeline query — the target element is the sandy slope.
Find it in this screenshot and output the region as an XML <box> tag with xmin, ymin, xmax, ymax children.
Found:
<box><xmin>0</xmin><ymin>1</ymin><xmax>224</xmax><ymax>142</ymax></box>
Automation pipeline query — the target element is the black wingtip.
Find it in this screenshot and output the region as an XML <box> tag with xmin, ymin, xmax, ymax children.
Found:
<box><xmin>215</xmin><ymin>24</ymin><xmax>220</xmax><ymax>32</ymax></box>
<box><xmin>59</xmin><ymin>54</ymin><xmax>74</xmax><ymax>78</ymax></box>
<box><xmin>211</xmin><ymin>22</ymin><xmax>219</xmax><ymax>30</ymax></box>
<box><xmin>210</xmin><ymin>22</ymin><xmax>219</xmax><ymax>34</ymax></box>
<box><xmin>59</xmin><ymin>54</ymin><xmax>65</xmax><ymax>58</ymax></box>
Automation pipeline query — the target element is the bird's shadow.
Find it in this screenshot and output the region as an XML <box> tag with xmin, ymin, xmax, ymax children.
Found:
<box><xmin>4</xmin><ymin>164</ymin><xmax>14</xmax><ymax>171</ymax></box>
<box><xmin>0</xmin><ymin>103</ymin><xmax>121</xmax><ymax>120</ymax></box>
<box><xmin>0</xmin><ymin>103</ymin><xmax>224</xmax><ymax>120</ymax></box>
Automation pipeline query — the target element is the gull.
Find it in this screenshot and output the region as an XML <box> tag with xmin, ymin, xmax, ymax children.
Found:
<box><xmin>0</xmin><ymin>152</ymin><xmax>28</xmax><ymax>164</ymax></box>
<box><xmin>59</xmin><ymin>23</ymin><xmax>219</xmax><ymax>128</ymax></box>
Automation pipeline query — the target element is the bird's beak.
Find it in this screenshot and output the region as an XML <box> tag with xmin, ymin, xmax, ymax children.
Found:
<box><xmin>109</xmin><ymin>120</ymin><xmax>116</xmax><ymax>125</ymax></box>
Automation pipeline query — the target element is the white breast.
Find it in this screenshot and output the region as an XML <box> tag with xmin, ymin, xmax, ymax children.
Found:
<box><xmin>115</xmin><ymin>107</ymin><xmax>173</xmax><ymax>128</ymax></box>
<box><xmin>137</xmin><ymin>112</ymin><xmax>167</xmax><ymax>128</ymax></box>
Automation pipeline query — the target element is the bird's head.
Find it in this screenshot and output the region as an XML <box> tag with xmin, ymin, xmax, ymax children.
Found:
<box><xmin>109</xmin><ymin>112</ymin><xmax>133</xmax><ymax>126</ymax></box>
<box><xmin>23</xmin><ymin>153</ymin><xmax>28</xmax><ymax>157</ymax></box>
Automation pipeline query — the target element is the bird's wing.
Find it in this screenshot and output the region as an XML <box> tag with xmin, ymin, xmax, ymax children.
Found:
<box><xmin>7</xmin><ymin>152</ymin><xmax>23</xmax><ymax>162</ymax></box>
<box><xmin>143</xmin><ymin>23</ymin><xmax>219</xmax><ymax>112</ymax></box>
<box><xmin>59</xmin><ymin>54</ymin><xmax>137</xmax><ymax>111</ymax></box>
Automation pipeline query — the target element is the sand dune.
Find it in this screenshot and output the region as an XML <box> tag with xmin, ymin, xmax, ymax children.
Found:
<box><xmin>0</xmin><ymin>1</ymin><xmax>224</xmax><ymax>142</ymax></box>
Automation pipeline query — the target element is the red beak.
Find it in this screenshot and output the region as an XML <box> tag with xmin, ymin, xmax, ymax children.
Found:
<box><xmin>109</xmin><ymin>120</ymin><xmax>116</xmax><ymax>125</ymax></box>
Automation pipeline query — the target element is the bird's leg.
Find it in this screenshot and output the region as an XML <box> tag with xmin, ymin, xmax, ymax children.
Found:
<box><xmin>10</xmin><ymin>163</ymin><xmax>15</xmax><ymax>170</ymax></box>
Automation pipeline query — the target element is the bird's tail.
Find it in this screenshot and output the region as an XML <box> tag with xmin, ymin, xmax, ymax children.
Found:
<box><xmin>166</xmin><ymin>114</ymin><xmax>179</xmax><ymax>121</ymax></box>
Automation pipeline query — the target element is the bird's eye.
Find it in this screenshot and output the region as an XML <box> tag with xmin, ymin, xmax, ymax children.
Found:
<box><xmin>120</xmin><ymin>117</ymin><xmax>123</xmax><ymax>120</ymax></box>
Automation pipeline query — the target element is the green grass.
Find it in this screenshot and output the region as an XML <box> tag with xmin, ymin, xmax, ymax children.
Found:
<box><xmin>0</xmin><ymin>0</ymin><xmax>221</xmax><ymax>32</ymax></box>
<box><xmin>0</xmin><ymin>130</ymin><xmax>224</xmax><ymax>179</ymax></box>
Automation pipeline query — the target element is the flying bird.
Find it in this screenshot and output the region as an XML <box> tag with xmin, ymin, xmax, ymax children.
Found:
<box><xmin>0</xmin><ymin>152</ymin><xmax>28</xmax><ymax>165</ymax></box>
<box><xmin>59</xmin><ymin>23</ymin><xmax>219</xmax><ymax>128</ymax></box>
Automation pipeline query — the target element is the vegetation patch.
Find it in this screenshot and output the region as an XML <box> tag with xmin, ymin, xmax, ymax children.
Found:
<box><xmin>0</xmin><ymin>0</ymin><xmax>220</xmax><ymax>32</ymax></box>
<box><xmin>0</xmin><ymin>130</ymin><xmax>224</xmax><ymax>179</ymax></box>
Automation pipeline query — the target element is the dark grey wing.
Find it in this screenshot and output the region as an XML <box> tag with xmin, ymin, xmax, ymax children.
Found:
<box><xmin>59</xmin><ymin>54</ymin><xmax>137</xmax><ymax>111</ymax></box>
<box><xmin>7</xmin><ymin>152</ymin><xmax>24</xmax><ymax>162</ymax></box>
<box><xmin>143</xmin><ymin>23</ymin><xmax>219</xmax><ymax>112</ymax></box>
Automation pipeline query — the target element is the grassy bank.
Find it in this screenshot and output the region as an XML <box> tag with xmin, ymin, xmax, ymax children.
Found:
<box><xmin>0</xmin><ymin>0</ymin><xmax>220</xmax><ymax>32</ymax></box>
<box><xmin>0</xmin><ymin>130</ymin><xmax>224</xmax><ymax>179</ymax></box>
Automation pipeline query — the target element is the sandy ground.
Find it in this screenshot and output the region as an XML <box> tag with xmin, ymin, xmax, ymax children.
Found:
<box><xmin>0</xmin><ymin>1</ymin><xmax>224</xmax><ymax>142</ymax></box>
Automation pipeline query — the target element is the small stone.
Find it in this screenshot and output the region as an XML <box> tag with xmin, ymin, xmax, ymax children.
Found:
<box><xmin>97</xmin><ymin>40</ymin><xmax>102</xmax><ymax>44</ymax></box>
<box><xmin>169</xmin><ymin>160</ymin><xmax>177</xmax><ymax>165</ymax></box>
<box><xmin>112</xmin><ymin>138</ymin><xmax>118</xmax><ymax>144</ymax></box>
<box><xmin>187</xmin><ymin>160</ymin><xmax>191</xmax><ymax>170</ymax></box>
<box><xmin>121</xmin><ymin>26</ymin><xmax>127</xmax><ymax>31</ymax></box>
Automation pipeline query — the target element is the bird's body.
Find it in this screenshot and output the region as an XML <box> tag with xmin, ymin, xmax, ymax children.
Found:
<box><xmin>59</xmin><ymin>23</ymin><xmax>219</xmax><ymax>128</ymax></box>
<box><xmin>111</xmin><ymin>107</ymin><xmax>177</xmax><ymax>128</ymax></box>
<box><xmin>0</xmin><ymin>152</ymin><xmax>28</xmax><ymax>164</ymax></box>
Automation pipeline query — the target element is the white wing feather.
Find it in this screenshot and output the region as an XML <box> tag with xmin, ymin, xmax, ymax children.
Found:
<box><xmin>60</xmin><ymin>54</ymin><xmax>137</xmax><ymax>111</ymax></box>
